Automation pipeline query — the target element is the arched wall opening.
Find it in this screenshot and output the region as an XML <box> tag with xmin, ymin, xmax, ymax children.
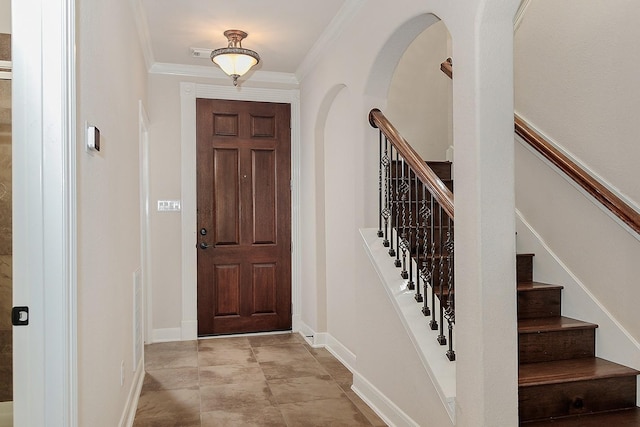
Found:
<box><xmin>311</xmin><ymin>12</ymin><xmax>455</xmax><ymax>358</ymax></box>
<box><xmin>313</xmin><ymin>83</ymin><xmax>347</xmax><ymax>333</ymax></box>
<box><xmin>361</xmin><ymin>13</ymin><xmax>452</xmax><ymax>229</ymax></box>
<box><xmin>386</xmin><ymin>20</ymin><xmax>452</xmax><ymax>162</ymax></box>
<box><xmin>322</xmin><ymin>86</ymin><xmax>359</xmax><ymax>350</ymax></box>
<box><xmin>300</xmin><ymin>3</ymin><xmax>521</xmax><ymax>423</ymax></box>
<box><xmin>364</xmin><ymin>13</ymin><xmax>442</xmax><ymax>101</ymax></box>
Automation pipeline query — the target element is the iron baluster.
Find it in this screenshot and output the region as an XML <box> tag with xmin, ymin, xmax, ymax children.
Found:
<box><xmin>443</xmin><ymin>215</ymin><xmax>455</xmax><ymax>361</ymax></box>
<box><xmin>381</xmin><ymin>136</ymin><xmax>391</xmax><ymax>247</ymax></box>
<box><xmin>394</xmin><ymin>153</ymin><xmax>401</xmax><ymax>267</ymax></box>
<box><xmin>429</xmin><ymin>195</ymin><xmax>438</xmax><ymax>330</ymax></box>
<box><xmin>388</xmin><ymin>147</ymin><xmax>396</xmax><ymax>257</ymax></box>
<box><xmin>436</xmin><ymin>204</ymin><xmax>447</xmax><ymax>346</ymax></box>
<box><xmin>377</xmin><ymin>131</ymin><xmax>383</xmax><ymax>237</ymax></box>
<box><xmin>406</xmin><ymin>168</ymin><xmax>414</xmax><ymax>288</ymax></box>
<box><xmin>416</xmin><ymin>181</ymin><xmax>430</xmax><ymax>305</ymax></box>
<box><xmin>399</xmin><ymin>159</ymin><xmax>409</xmax><ymax>276</ymax></box>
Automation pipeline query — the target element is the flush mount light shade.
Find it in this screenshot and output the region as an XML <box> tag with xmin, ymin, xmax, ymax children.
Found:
<box><xmin>211</xmin><ymin>30</ymin><xmax>260</xmax><ymax>86</ymax></box>
<box><xmin>211</xmin><ymin>50</ymin><xmax>258</xmax><ymax>77</ymax></box>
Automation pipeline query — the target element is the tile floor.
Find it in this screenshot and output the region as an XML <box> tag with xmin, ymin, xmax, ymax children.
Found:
<box><xmin>133</xmin><ymin>333</ymin><xmax>386</xmax><ymax>427</ymax></box>
<box><xmin>0</xmin><ymin>401</ymin><xmax>11</xmax><ymax>427</ymax></box>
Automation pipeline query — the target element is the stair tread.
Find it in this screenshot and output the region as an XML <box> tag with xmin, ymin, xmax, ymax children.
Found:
<box><xmin>518</xmin><ymin>316</ymin><xmax>597</xmax><ymax>333</ymax></box>
<box><xmin>519</xmin><ymin>357</ymin><xmax>640</xmax><ymax>387</ymax></box>
<box><xmin>520</xmin><ymin>407</ymin><xmax>640</xmax><ymax>426</ymax></box>
<box><xmin>517</xmin><ymin>281</ymin><xmax>564</xmax><ymax>291</ymax></box>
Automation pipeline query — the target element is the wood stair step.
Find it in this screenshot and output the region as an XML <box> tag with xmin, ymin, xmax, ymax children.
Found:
<box><xmin>517</xmin><ymin>281</ymin><xmax>564</xmax><ymax>292</ymax></box>
<box><xmin>518</xmin><ymin>316</ymin><xmax>597</xmax><ymax>334</ymax></box>
<box><xmin>517</xmin><ymin>282</ymin><xmax>563</xmax><ymax>319</ymax></box>
<box><xmin>519</xmin><ymin>316</ymin><xmax>597</xmax><ymax>364</ymax></box>
<box><xmin>520</xmin><ymin>406</ymin><xmax>640</xmax><ymax>426</ymax></box>
<box><xmin>519</xmin><ymin>358</ymin><xmax>639</xmax><ymax>422</ymax></box>
<box><xmin>519</xmin><ymin>357</ymin><xmax>639</xmax><ymax>387</ymax></box>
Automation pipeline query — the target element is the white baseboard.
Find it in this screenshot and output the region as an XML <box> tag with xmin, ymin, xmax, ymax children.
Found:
<box><xmin>295</xmin><ymin>320</ymin><xmax>422</xmax><ymax>426</ymax></box>
<box><xmin>293</xmin><ymin>322</ymin><xmax>356</xmax><ymax>371</ymax></box>
<box><xmin>312</xmin><ymin>332</ymin><xmax>357</xmax><ymax>372</ymax></box>
<box><xmin>352</xmin><ymin>371</ymin><xmax>419</xmax><ymax>427</ymax></box>
<box><xmin>151</xmin><ymin>327</ymin><xmax>182</xmax><ymax>343</ymax></box>
<box><xmin>119</xmin><ymin>358</ymin><xmax>145</xmax><ymax>427</ymax></box>
<box><xmin>292</xmin><ymin>314</ymin><xmax>304</xmax><ymax>334</ymax></box>
<box><xmin>181</xmin><ymin>320</ymin><xmax>197</xmax><ymax>340</ymax></box>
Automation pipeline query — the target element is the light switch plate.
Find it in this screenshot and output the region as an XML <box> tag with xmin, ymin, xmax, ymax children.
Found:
<box><xmin>87</xmin><ymin>124</ymin><xmax>100</xmax><ymax>152</ymax></box>
<box><xmin>157</xmin><ymin>200</ymin><xmax>181</xmax><ymax>212</ymax></box>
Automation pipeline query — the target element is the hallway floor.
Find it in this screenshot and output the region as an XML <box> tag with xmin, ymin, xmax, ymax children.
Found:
<box><xmin>133</xmin><ymin>333</ymin><xmax>386</xmax><ymax>426</ymax></box>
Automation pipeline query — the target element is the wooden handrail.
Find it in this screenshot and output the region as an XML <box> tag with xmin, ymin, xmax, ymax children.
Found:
<box><xmin>514</xmin><ymin>116</ymin><xmax>640</xmax><ymax>235</ymax></box>
<box><xmin>369</xmin><ymin>108</ymin><xmax>454</xmax><ymax>219</ymax></box>
<box><xmin>440</xmin><ymin>58</ymin><xmax>452</xmax><ymax>79</ymax></box>
<box><xmin>440</xmin><ymin>58</ymin><xmax>640</xmax><ymax>235</ymax></box>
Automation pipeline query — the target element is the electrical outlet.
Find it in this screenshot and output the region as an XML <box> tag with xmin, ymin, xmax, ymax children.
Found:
<box><xmin>120</xmin><ymin>360</ymin><xmax>125</xmax><ymax>387</ymax></box>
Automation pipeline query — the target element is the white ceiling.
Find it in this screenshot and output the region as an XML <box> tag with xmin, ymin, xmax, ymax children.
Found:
<box><xmin>139</xmin><ymin>0</ymin><xmax>350</xmax><ymax>80</ymax></box>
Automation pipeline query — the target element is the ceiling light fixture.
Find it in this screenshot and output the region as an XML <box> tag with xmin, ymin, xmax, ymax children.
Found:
<box><xmin>210</xmin><ymin>30</ymin><xmax>260</xmax><ymax>86</ymax></box>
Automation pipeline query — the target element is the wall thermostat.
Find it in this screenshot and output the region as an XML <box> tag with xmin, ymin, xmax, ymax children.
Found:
<box><xmin>87</xmin><ymin>125</ymin><xmax>100</xmax><ymax>152</ymax></box>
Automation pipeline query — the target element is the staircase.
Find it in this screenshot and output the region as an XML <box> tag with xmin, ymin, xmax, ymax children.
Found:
<box><xmin>516</xmin><ymin>253</ymin><xmax>640</xmax><ymax>425</ymax></box>
<box><xmin>371</xmin><ymin>108</ymin><xmax>640</xmax><ymax>424</ymax></box>
<box><xmin>427</xmin><ymin>162</ymin><xmax>640</xmax><ymax>425</ymax></box>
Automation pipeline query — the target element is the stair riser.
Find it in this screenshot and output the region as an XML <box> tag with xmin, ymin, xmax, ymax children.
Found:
<box><xmin>520</xmin><ymin>407</ymin><xmax>640</xmax><ymax>426</ymax></box>
<box><xmin>517</xmin><ymin>254</ymin><xmax>534</xmax><ymax>283</ymax></box>
<box><xmin>519</xmin><ymin>329</ymin><xmax>595</xmax><ymax>364</ymax></box>
<box><xmin>426</xmin><ymin>161</ymin><xmax>452</xmax><ymax>181</ymax></box>
<box><xmin>390</xmin><ymin>162</ymin><xmax>452</xmax><ymax>182</ymax></box>
<box><xmin>519</xmin><ymin>376</ymin><xmax>637</xmax><ymax>422</ymax></box>
<box><xmin>518</xmin><ymin>289</ymin><xmax>561</xmax><ymax>319</ymax></box>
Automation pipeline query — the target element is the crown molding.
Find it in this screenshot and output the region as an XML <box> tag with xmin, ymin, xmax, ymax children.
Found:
<box><xmin>149</xmin><ymin>62</ymin><xmax>299</xmax><ymax>88</ymax></box>
<box><xmin>130</xmin><ymin>0</ymin><xmax>360</xmax><ymax>85</ymax></box>
<box><xmin>295</xmin><ymin>0</ymin><xmax>365</xmax><ymax>82</ymax></box>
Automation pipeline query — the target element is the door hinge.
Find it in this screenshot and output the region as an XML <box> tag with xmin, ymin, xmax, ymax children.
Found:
<box><xmin>12</xmin><ymin>306</ymin><xmax>29</xmax><ymax>326</ymax></box>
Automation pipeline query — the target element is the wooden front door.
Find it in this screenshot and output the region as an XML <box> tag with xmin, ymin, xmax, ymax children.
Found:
<box><xmin>196</xmin><ymin>99</ymin><xmax>291</xmax><ymax>336</ymax></box>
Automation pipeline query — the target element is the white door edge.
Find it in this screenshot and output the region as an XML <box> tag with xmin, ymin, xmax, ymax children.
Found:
<box><xmin>12</xmin><ymin>0</ymin><xmax>77</xmax><ymax>425</ymax></box>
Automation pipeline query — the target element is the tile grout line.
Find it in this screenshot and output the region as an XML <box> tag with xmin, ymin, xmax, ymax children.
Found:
<box><xmin>249</xmin><ymin>340</ymin><xmax>292</xmax><ymax>427</ymax></box>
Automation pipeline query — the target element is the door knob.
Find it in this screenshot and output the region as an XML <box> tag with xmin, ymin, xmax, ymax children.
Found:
<box><xmin>199</xmin><ymin>242</ymin><xmax>212</xmax><ymax>249</ymax></box>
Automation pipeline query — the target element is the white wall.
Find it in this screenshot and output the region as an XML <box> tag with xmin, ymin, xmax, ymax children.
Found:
<box><xmin>323</xmin><ymin>86</ymin><xmax>358</xmax><ymax>354</ymax></box>
<box><xmin>515</xmin><ymin>0</ymin><xmax>640</xmax><ymax>207</ymax></box>
<box><xmin>147</xmin><ymin>73</ymin><xmax>184</xmax><ymax>333</ymax></box>
<box><xmin>76</xmin><ymin>0</ymin><xmax>147</xmax><ymax>424</ymax></box>
<box><xmin>354</xmin><ymin>236</ymin><xmax>453</xmax><ymax>426</ymax></box>
<box><xmin>386</xmin><ymin>20</ymin><xmax>452</xmax><ymax>161</ymax></box>
<box><xmin>514</xmin><ymin>1</ymin><xmax>640</xmax><ymax>345</ymax></box>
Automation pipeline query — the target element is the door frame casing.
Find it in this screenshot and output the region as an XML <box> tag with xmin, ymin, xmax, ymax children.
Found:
<box><xmin>180</xmin><ymin>83</ymin><xmax>301</xmax><ymax>340</ymax></box>
<box><xmin>12</xmin><ymin>0</ymin><xmax>77</xmax><ymax>424</ymax></box>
